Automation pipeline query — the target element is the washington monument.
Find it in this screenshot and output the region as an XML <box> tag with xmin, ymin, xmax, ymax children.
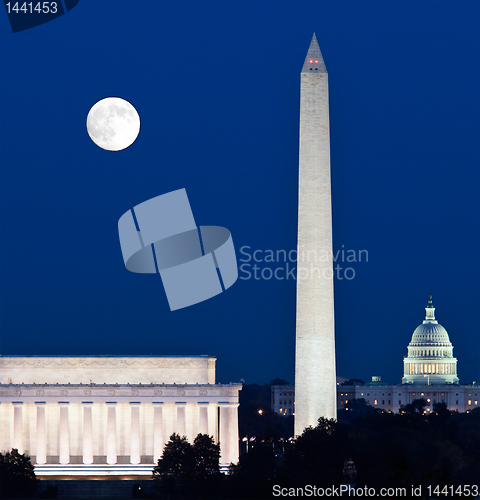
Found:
<box><xmin>295</xmin><ymin>34</ymin><xmax>337</xmax><ymax>436</ymax></box>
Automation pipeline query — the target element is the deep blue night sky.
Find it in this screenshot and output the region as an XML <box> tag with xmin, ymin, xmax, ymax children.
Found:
<box><xmin>1</xmin><ymin>1</ymin><xmax>479</xmax><ymax>386</ymax></box>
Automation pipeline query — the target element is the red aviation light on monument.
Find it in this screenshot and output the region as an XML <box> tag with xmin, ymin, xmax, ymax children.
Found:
<box><xmin>296</xmin><ymin>32</ymin><xmax>334</xmax><ymax>437</ymax></box>
<box><xmin>301</xmin><ymin>34</ymin><xmax>327</xmax><ymax>74</ymax></box>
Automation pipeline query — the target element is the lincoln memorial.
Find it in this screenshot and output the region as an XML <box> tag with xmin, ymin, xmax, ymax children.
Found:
<box><xmin>0</xmin><ymin>355</ymin><xmax>241</xmax><ymax>478</ymax></box>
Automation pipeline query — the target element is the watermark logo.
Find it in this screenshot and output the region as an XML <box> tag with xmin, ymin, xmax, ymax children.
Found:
<box><xmin>239</xmin><ymin>245</ymin><xmax>368</xmax><ymax>281</ymax></box>
<box><xmin>3</xmin><ymin>0</ymin><xmax>80</xmax><ymax>33</ymax></box>
<box><xmin>118</xmin><ymin>189</ymin><xmax>238</xmax><ymax>311</ymax></box>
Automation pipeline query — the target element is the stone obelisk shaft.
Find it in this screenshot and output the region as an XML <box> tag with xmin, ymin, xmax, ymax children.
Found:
<box><xmin>295</xmin><ymin>34</ymin><xmax>337</xmax><ymax>436</ymax></box>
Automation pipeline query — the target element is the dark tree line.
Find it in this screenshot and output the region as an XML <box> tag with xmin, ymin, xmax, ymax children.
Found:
<box><xmin>152</xmin><ymin>403</ymin><xmax>479</xmax><ymax>499</ymax></box>
<box><xmin>226</xmin><ymin>402</ymin><xmax>480</xmax><ymax>499</ymax></box>
<box><xmin>0</xmin><ymin>449</ymin><xmax>38</xmax><ymax>499</ymax></box>
<box><xmin>2</xmin><ymin>399</ymin><xmax>478</xmax><ymax>499</ymax></box>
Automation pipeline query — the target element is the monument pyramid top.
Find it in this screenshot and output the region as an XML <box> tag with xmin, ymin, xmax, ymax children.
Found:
<box><xmin>301</xmin><ymin>33</ymin><xmax>327</xmax><ymax>74</ymax></box>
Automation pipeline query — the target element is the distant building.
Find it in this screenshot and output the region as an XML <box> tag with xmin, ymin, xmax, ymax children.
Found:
<box><xmin>271</xmin><ymin>385</ymin><xmax>295</xmax><ymax>417</ymax></box>
<box><xmin>272</xmin><ymin>377</ymin><xmax>346</xmax><ymax>417</ymax></box>
<box><xmin>337</xmin><ymin>378</ymin><xmax>478</xmax><ymax>414</ymax></box>
<box><xmin>274</xmin><ymin>297</ymin><xmax>478</xmax><ymax>417</ymax></box>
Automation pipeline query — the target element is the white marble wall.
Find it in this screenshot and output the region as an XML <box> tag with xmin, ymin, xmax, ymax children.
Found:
<box><xmin>0</xmin><ymin>356</ymin><xmax>216</xmax><ymax>385</ymax></box>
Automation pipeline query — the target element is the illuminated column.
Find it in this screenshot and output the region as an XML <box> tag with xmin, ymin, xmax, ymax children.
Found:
<box><xmin>219</xmin><ymin>403</ymin><xmax>239</xmax><ymax>465</ymax></box>
<box><xmin>130</xmin><ymin>403</ymin><xmax>141</xmax><ymax>464</ymax></box>
<box><xmin>199</xmin><ymin>403</ymin><xmax>208</xmax><ymax>435</ymax></box>
<box><xmin>13</xmin><ymin>403</ymin><xmax>23</xmax><ymax>454</ymax></box>
<box><xmin>219</xmin><ymin>404</ymin><xmax>229</xmax><ymax>463</ymax></box>
<box><xmin>59</xmin><ymin>402</ymin><xmax>70</xmax><ymax>464</ymax></box>
<box><xmin>82</xmin><ymin>403</ymin><xmax>93</xmax><ymax>465</ymax></box>
<box><xmin>176</xmin><ymin>403</ymin><xmax>186</xmax><ymax>436</ymax></box>
<box><xmin>153</xmin><ymin>403</ymin><xmax>164</xmax><ymax>461</ymax></box>
<box><xmin>228</xmin><ymin>404</ymin><xmax>239</xmax><ymax>463</ymax></box>
<box><xmin>106</xmin><ymin>403</ymin><xmax>117</xmax><ymax>464</ymax></box>
<box><xmin>35</xmin><ymin>403</ymin><xmax>46</xmax><ymax>464</ymax></box>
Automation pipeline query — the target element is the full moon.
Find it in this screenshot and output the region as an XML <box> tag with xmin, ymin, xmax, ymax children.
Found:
<box><xmin>86</xmin><ymin>97</ymin><xmax>140</xmax><ymax>151</ymax></box>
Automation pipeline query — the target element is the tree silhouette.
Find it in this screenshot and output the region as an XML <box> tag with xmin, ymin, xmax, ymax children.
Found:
<box><xmin>192</xmin><ymin>434</ymin><xmax>222</xmax><ymax>496</ymax></box>
<box><xmin>153</xmin><ymin>433</ymin><xmax>195</xmax><ymax>498</ymax></box>
<box><xmin>338</xmin><ymin>398</ymin><xmax>376</xmax><ymax>423</ymax></box>
<box><xmin>228</xmin><ymin>440</ymin><xmax>277</xmax><ymax>499</ymax></box>
<box><xmin>401</xmin><ymin>398</ymin><xmax>428</xmax><ymax>415</ymax></box>
<box><xmin>341</xmin><ymin>379</ymin><xmax>365</xmax><ymax>386</ymax></box>
<box><xmin>153</xmin><ymin>433</ymin><xmax>222</xmax><ymax>498</ymax></box>
<box><xmin>0</xmin><ymin>448</ymin><xmax>38</xmax><ymax>499</ymax></box>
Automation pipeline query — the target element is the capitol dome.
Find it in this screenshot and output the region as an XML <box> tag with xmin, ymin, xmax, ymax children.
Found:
<box><xmin>402</xmin><ymin>294</ymin><xmax>459</xmax><ymax>385</ymax></box>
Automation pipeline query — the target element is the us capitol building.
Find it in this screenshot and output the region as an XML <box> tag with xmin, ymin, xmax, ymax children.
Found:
<box><xmin>273</xmin><ymin>295</ymin><xmax>478</xmax><ymax>418</ymax></box>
